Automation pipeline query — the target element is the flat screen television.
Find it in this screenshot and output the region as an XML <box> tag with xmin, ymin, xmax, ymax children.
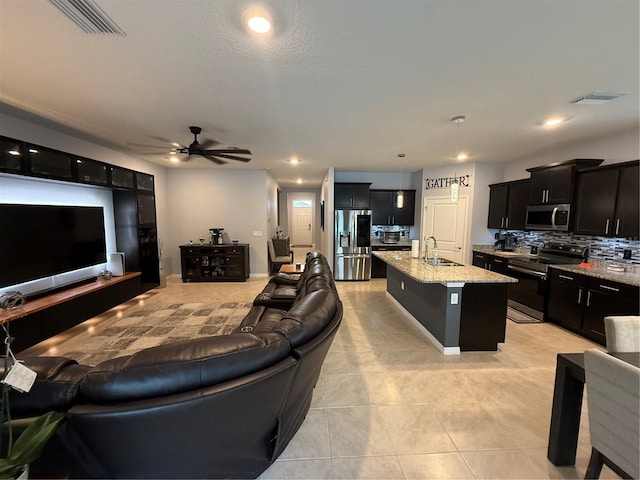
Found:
<box><xmin>0</xmin><ymin>204</ymin><xmax>107</xmax><ymax>288</ymax></box>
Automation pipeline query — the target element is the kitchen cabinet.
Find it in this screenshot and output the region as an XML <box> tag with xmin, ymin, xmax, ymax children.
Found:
<box><xmin>371</xmin><ymin>244</ymin><xmax>412</xmax><ymax>278</ymax></box>
<box><xmin>546</xmin><ymin>268</ymin><xmax>639</xmax><ymax>344</ymax></box>
<box><xmin>573</xmin><ymin>161</ymin><xmax>639</xmax><ymax>237</ymax></box>
<box><xmin>526</xmin><ymin>159</ymin><xmax>603</xmax><ymax>205</ymax></box>
<box><xmin>370</xmin><ymin>189</ymin><xmax>416</xmax><ymax>225</ymax></box>
<box><xmin>472</xmin><ymin>251</ymin><xmax>509</xmax><ymax>274</ymax></box>
<box><xmin>487</xmin><ymin>179</ymin><xmax>529</xmax><ymax>230</ymax></box>
<box><xmin>335</xmin><ymin>182</ymin><xmax>371</xmax><ymax>208</ymax></box>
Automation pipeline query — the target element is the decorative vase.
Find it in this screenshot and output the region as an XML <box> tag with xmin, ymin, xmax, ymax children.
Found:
<box><xmin>159</xmin><ymin>267</ymin><xmax>167</xmax><ymax>288</ymax></box>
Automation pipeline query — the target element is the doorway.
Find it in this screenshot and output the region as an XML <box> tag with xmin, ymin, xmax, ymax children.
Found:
<box><xmin>423</xmin><ymin>195</ymin><xmax>468</xmax><ymax>263</ymax></box>
<box><xmin>288</xmin><ymin>193</ymin><xmax>315</xmax><ymax>247</ymax></box>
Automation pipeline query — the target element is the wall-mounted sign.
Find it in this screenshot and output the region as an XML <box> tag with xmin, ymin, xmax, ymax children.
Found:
<box><xmin>425</xmin><ymin>175</ymin><xmax>471</xmax><ymax>189</ymax></box>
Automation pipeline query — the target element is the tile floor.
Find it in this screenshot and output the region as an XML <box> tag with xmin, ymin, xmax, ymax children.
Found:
<box><xmin>24</xmin><ymin>249</ymin><xmax>619</xmax><ymax>479</ymax></box>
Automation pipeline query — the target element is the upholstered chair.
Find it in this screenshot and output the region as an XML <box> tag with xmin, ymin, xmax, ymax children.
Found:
<box><xmin>604</xmin><ymin>315</ymin><xmax>640</xmax><ymax>353</ymax></box>
<box><xmin>268</xmin><ymin>237</ymin><xmax>293</xmax><ymax>274</ymax></box>
<box><xmin>584</xmin><ymin>348</ymin><xmax>639</xmax><ymax>479</ymax></box>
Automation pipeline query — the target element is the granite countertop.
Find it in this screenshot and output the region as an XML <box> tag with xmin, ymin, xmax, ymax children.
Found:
<box><xmin>373</xmin><ymin>251</ymin><xmax>517</xmax><ymax>284</ymax></box>
<box><xmin>551</xmin><ymin>264</ymin><xmax>640</xmax><ymax>287</ymax></box>
<box><xmin>472</xmin><ymin>244</ymin><xmax>640</xmax><ymax>287</ymax></box>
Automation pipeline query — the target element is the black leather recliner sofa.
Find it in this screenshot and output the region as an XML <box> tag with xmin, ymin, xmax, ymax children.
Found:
<box><xmin>4</xmin><ymin>251</ymin><xmax>341</xmax><ymax>479</ymax></box>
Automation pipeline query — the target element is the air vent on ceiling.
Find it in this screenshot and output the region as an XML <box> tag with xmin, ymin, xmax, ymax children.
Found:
<box><xmin>49</xmin><ymin>0</ymin><xmax>125</xmax><ymax>35</ymax></box>
<box><xmin>572</xmin><ymin>91</ymin><xmax>626</xmax><ymax>105</ymax></box>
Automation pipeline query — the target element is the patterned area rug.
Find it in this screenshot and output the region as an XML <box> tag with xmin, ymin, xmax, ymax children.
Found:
<box><xmin>52</xmin><ymin>301</ymin><xmax>253</xmax><ymax>366</ymax></box>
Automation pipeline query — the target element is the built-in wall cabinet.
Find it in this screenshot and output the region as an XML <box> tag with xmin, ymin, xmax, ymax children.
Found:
<box><xmin>573</xmin><ymin>161</ymin><xmax>639</xmax><ymax>238</ymax></box>
<box><xmin>334</xmin><ymin>182</ymin><xmax>371</xmax><ymax>209</ymax></box>
<box><xmin>370</xmin><ymin>189</ymin><xmax>416</xmax><ymax>226</ymax></box>
<box><xmin>0</xmin><ymin>134</ymin><xmax>159</xmax><ymax>292</ymax></box>
<box><xmin>487</xmin><ymin>179</ymin><xmax>529</xmax><ymax>230</ymax></box>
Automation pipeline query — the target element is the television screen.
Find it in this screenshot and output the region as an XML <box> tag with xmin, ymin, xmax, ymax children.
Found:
<box><xmin>0</xmin><ymin>204</ymin><xmax>107</xmax><ymax>288</ymax></box>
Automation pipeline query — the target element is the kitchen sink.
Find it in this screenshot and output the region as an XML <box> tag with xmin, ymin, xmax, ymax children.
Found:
<box><xmin>430</xmin><ymin>258</ymin><xmax>464</xmax><ymax>267</ymax></box>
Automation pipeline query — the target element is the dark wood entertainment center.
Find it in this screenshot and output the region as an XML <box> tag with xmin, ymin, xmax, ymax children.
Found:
<box><xmin>0</xmin><ymin>134</ymin><xmax>159</xmax><ymax>351</ymax></box>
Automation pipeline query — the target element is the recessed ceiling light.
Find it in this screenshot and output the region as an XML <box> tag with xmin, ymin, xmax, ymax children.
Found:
<box><xmin>169</xmin><ymin>157</ymin><xmax>180</xmax><ymax>164</ymax></box>
<box><xmin>171</xmin><ymin>142</ymin><xmax>181</xmax><ymax>148</ymax></box>
<box><xmin>544</xmin><ymin>118</ymin><xmax>563</xmax><ymax>127</ymax></box>
<box><xmin>296</xmin><ymin>178</ymin><xmax>303</xmax><ymax>184</ymax></box>
<box><xmin>247</xmin><ymin>15</ymin><xmax>271</xmax><ymax>33</ymax></box>
<box><xmin>456</xmin><ymin>153</ymin><xmax>468</xmax><ymax>161</ymax></box>
<box><xmin>289</xmin><ymin>157</ymin><xmax>300</xmax><ymax>164</ymax></box>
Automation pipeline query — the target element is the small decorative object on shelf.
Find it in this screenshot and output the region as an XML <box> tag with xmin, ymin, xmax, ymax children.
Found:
<box><xmin>99</xmin><ymin>270</ymin><xmax>113</xmax><ymax>280</ymax></box>
<box><xmin>0</xmin><ymin>292</ymin><xmax>25</xmax><ymax>311</ymax></box>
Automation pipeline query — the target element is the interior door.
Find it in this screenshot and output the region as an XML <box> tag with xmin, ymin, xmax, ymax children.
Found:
<box><xmin>423</xmin><ymin>196</ymin><xmax>468</xmax><ymax>263</ymax></box>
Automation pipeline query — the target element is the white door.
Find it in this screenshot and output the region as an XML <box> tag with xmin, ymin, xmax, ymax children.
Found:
<box><xmin>423</xmin><ymin>196</ymin><xmax>468</xmax><ymax>263</ymax></box>
<box><xmin>291</xmin><ymin>199</ymin><xmax>313</xmax><ymax>246</ymax></box>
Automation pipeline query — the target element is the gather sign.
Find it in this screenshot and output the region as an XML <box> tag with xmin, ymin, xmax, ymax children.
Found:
<box><xmin>424</xmin><ymin>175</ymin><xmax>471</xmax><ymax>189</ymax></box>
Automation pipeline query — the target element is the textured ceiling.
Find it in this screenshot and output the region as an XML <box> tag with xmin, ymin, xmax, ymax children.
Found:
<box><xmin>1</xmin><ymin>0</ymin><xmax>638</xmax><ymax>187</ymax></box>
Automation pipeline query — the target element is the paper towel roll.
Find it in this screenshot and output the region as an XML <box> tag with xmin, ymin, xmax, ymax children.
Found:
<box><xmin>411</xmin><ymin>240</ymin><xmax>420</xmax><ymax>258</ymax></box>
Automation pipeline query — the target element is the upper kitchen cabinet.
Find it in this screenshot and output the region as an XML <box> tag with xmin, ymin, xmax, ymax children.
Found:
<box><xmin>573</xmin><ymin>161</ymin><xmax>639</xmax><ymax>237</ymax></box>
<box><xmin>527</xmin><ymin>159</ymin><xmax>603</xmax><ymax>205</ymax></box>
<box><xmin>370</xmin><ymin>189</ymin><xmax>416</xmax><ymax>225</ymax></box>
<box><xmin>487</xmin><ymin>179</ymin><xmax>529</xmax><ymax>230</ymax></box>
<box><xmin>335</xmin><ymin>182</ymin><xmax>371</xmax><ymax>208</ymax></box>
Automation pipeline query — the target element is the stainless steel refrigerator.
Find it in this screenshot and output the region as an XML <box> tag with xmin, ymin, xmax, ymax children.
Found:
<box><xmin>334</xmin><ymin>209</ymin><xmax>372</xmax><ymax>280</ymax></box>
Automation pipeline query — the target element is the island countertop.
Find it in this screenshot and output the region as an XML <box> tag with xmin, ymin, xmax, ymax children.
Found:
<box><xmin>373</xmin><ymin>251</ymin><xmax>517</xmax><ymax>284</ymax></box>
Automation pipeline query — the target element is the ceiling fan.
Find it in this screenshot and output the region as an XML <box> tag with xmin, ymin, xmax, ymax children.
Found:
<box><xmin>134</xmin><ymin>126</ymin><xmax>252</xmax><ymax>165</ymax></box>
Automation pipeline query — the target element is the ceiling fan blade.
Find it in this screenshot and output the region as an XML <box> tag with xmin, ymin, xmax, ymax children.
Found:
<box><xmin>199</xmin><ymin>138</ymin><xmax>220</xmax><ymax>150</ymax></box>
<box><xmin>204</xmin><ymin>148</ymin><xmax>252</xmax><ymax>155</ymax></box>
<box><xmin>208</xmin><ymin>153</ymin><xmax>251</xmax><ymax>163</ymax></box>
<box><xmin>203</xmin><ymin>154</ymin><xmax>227</xmax><ymax>165</ymax></box>
<box><xmin>128</xmin><ymin>142</ymin><xmax>169</xmax><ymax>149</ymax></box>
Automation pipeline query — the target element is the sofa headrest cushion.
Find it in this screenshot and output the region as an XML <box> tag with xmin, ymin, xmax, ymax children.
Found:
<box><xmin>80</xmin><ymin>332</ymin><xmax>291</xmax><ymax>403</ymax></box>
<box><xmin>276</xmin><ymin>290</ymin><xmax>338</xmax><ymax>348</ymax></box>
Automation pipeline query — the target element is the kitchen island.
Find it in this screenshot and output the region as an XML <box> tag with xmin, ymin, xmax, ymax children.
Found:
<box><xmin>373</xmin><ymin>251</ymin><xmax>517</xmax><ymax>354</ymax></box>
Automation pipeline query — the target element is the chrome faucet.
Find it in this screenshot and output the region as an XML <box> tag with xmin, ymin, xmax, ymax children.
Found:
<box><xmin>425</xmin><ymin>236</ymin><xmax>438</xmax><ymax>262</ymax></box>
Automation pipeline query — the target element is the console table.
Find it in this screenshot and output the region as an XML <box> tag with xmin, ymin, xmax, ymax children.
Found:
<box><xmin>1</xmin><ymin>272</ymin><xmax>142</xmax><ymax>352</ymax></box>
<box><xmin>180</xmin><ymin>244</ymin><xmax>250</xmax><ymax>282</ymax></box>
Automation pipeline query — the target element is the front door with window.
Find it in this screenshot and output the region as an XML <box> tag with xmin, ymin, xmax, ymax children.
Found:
<box><xmin>291</xmin><ymin>198</ymin><xmax>313</xmax><ymax>246</ymax></box>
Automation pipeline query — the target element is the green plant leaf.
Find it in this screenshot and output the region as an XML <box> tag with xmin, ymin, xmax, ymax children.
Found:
<box><xmin>3</xmin><ymin>411</ymin><xmax>63</xmax><ymax>478</ymax></box>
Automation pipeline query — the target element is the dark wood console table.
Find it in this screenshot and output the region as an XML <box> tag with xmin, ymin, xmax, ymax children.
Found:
<box><xmin>180</xmin><ymin>244</ymin><xmax>250</xmax><ymax>282</ymax></box>
<box><xmin>547</xmin><ymin>351</ymin><xmax>640</xmax><ymax>466</ymax></box>
<box><xmin>1</xmin><ymin>272</ymin><xmax>142</xmax><ymax>352</ymax></box>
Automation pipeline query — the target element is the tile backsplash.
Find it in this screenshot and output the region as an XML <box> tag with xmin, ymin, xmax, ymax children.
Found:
<box><xmin>507</xmin><ymin>231</ymin><xmax>640</xmax><ymax>265</ymax></box>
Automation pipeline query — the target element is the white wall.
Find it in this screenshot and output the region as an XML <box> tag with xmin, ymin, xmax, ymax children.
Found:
<box><xmin>502</xmin><ymin>127</ymin><xmax>639</xmax><ymax>181</ymax></box>
<box><xmin>335</xmin><ymin>170</ymin><xmax>414</xmax><ymax>189</ymax></box>
<box><xmin>166</xmin><ymin>169</ymin><xmax>270</xmax><ymax>276</ymax></box>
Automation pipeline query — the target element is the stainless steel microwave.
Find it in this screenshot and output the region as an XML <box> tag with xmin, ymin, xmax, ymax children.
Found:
<box><xmin>525</xmin><ymin>204</ymin><xmax>571</xmax><ymax>231</ymax></box>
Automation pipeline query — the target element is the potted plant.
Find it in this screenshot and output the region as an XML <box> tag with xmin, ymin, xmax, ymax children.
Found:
<box><xmin>0</xmin><ymin>411</ymin><xmax>63</xmax><ymax>479</ymax></box>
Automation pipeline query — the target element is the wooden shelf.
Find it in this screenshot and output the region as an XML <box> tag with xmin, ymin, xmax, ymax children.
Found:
<box><xmin>0</xmin><ymin>272</ymin><xmax>141</xmax><ymax>325</ymax></box>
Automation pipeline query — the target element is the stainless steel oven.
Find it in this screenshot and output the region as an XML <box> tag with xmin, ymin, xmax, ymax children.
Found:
<box><xmin>507</xmin><ymin>243</ymin><xmax>587</xmax><ymax>321</ymax></box>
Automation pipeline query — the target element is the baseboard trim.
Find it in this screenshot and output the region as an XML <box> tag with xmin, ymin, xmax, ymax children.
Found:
<box><xmin>385</xmin><ymin>291</ymin><xmax>461</xmax><ymax>355</ymax></box>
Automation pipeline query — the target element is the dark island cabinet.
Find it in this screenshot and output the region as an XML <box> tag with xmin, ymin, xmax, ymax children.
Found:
<box><xmin>526</xmin><ymin>159</ymin><xmax>603</xmax><ymax>205</ymax></box>
<box><xmin>335</xmin><ymin>182</ymin><xmax>371</xmax><ymax>208</ymax></box>
<box><xmin>487</xmin><ymin>179</ymin><xmax>529</xmax><ymax>230</ymax></box>
<box><xmin>573</xmin><ymin>161</ymin><xmax>639</xmax><ymax>238</ymax></box>
<box><xmin>472</xmin><ymin>251</ymin><xmax>508</xmax><ymax>274</ymax></box>
<box><xmin>180</xmin><ymin>244</ymin><xmax>250</xmax><ymax>282</ymax></box>
<box><xmin>546</xmin><ymin>268</ymin><xmax>639</xmax><ymax>344</ymax></box>
<box><xmin>370</xmin><ymin>189</ymin><xmax>416</xmax><ymax>225</ymax></box>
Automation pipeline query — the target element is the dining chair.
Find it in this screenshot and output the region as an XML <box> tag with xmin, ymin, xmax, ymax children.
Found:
<box><xmin>584</xmin><ymin>348</ymin><xmax>639</xmax><ymax>479</ymax></box>
<box><xmin>267</xmin><ymin>237</ymin><xmax>294</xmax><ymax>274</ymax></box>
<box><xmin>604</xmin><ymin>315</ymin><xmax>640</xmax><ymax>353</ymax></box>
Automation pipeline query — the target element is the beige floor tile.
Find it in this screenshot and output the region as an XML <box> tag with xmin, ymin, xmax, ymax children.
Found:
<box><xmin>261</xmin><ymin>458</ymin><xmax>333</xmax><ymax>479</ymax></box>
<box><xmin>325</xmin><ymin>374</ymin><xmax>376</xmax><ymax>407</ymax></box>
<box><xmin>278</xmin><ymin>409</ymin><xmax>331</xmax><ymax>460</ymax></box>
<box><xmin>462</xmin><ymin>449</ymin><xmax>549</xmax><ymax>479</ymax></box>
<box><xmin>433</xmin><ymin>403</ymin><xmax>519</xmax><ymax>451</ymax></box>
<box><xmin>378</xmin><ymin>404</ymin><xmax>458</xmax><ymax>454</ymax></box>
<box><xmin>332</xmin><ymin>455</ymin><xmax>404</xmax><ymax>479</ymax></box>
<box><xmin>398</xmin><ymin>452</ymin><xmax>476</xmax><ymax>479</ymax></box>
<box><xmin>327</xmin><ymin>406</ymin><xmax>396</xmax><ymax>457</ymax></box>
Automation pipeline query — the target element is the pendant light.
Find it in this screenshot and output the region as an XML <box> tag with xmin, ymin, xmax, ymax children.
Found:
<box><xmin>450</xmin><ymin>116</ymin><xmax>466</xmax><ymax>203</ymax></box>
<box><xmin>396</xmin><ymin>156</ymin><xmax>405</xmax><ymax>208</ymax></box>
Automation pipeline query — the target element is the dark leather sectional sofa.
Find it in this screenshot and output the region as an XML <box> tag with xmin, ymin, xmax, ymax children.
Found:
<box><xmin>5</xmin><ymin>251</ymin><xmax>341</xmax><ymax>479</ymax></box>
